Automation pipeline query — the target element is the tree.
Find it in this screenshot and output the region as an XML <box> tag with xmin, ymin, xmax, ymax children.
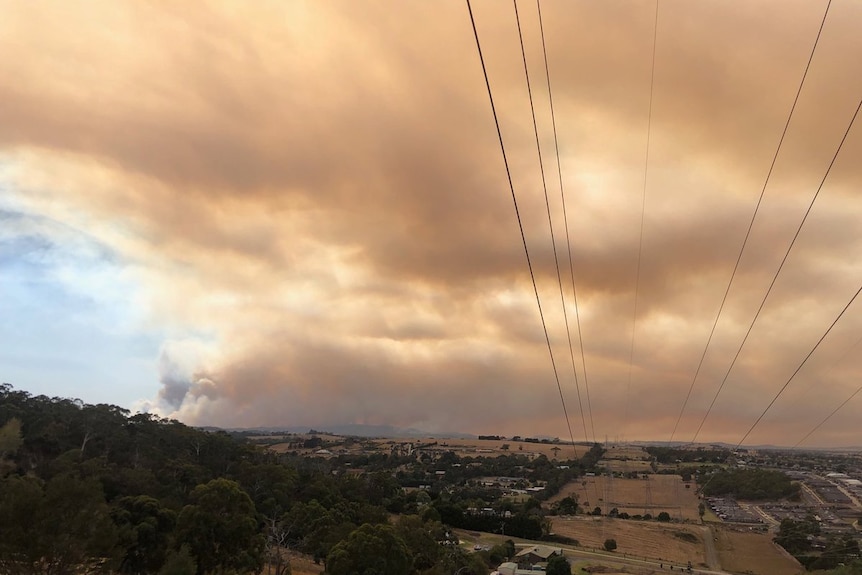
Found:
<box><xmin>555</xmin><ymin>496</ymin><xmax>578</xmax><ymax>516</ymax></box>
<box><xmin>326</xmin><ymin>523</ymin><xmax>412</xmax><ymax>575</ymax></box>
<box><xmin>395</xmin><ymin>515</ymin><xmax>444</xmax><ymax>571</ymax></box>
<box><xmin>504</xmin><ymin>539</ymin><xmax>516</xmax><ymax>559</ymax></box>
<box><xmin>546</xmin><ymin>554</ymin><xmax>572</xmax><ymax>575</ymax></box>
<box><xmin>175</xmin><ymin>478</ymin><xmax>264</xmax><ymax>575</ymax></box>
<box><xmin>774</xmin><ymin>516</ymin><xmax>820</xmax><ymax>555</ymax></box>
<box><xmin>264</xmin><ymin>515</ymin><xmax>292</xmax><ymax>575</ymax></box>
<box><xmin>0</xmin><ymin>473</ymin><xmax>118</xmax><ymax>575</ymax></box>
<box><xmin>0</xmin><ymin>417</ymin><xmax>22</xmax><ymax>474</ymax></box>
<box><xmin>603</xmin><ymin>539</ymin><xmax>617</xmax><ymax>552</ymax></box>
<box><xmin>657</xmin><ymin>511</ymin><xmax>671</xmax><ymax>522</ymax></box>
<box><xmin>158</xmin><ymin>546</ymin><xmax>196</xmax><ymax>575</ymax></box>
<box><xmin>113</xmin><ymin>495</ymin><xmax>176</xmax><ymax>575</ymax></box>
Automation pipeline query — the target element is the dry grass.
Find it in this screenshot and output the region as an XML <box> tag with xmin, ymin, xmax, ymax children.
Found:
<box><xmin>602</xmin><ymin>445</ymin><xmax>651</xmax><ymax>460</ymax></box>
<box><xmin>373</xmin><ymin>437</ymin><xmax>590</xmax><ymax>460</ymax></box>
<box><xmin>714</xmin><ymin>527</ymin><xmax>803</xmax><ymax>575</ymax></box>
<box><xmin>549</xmin><ymin>475</ymin><xmax>701</xmax><ymax>521</ymax></box>
<box><xmin>261</xmin><ymin>551</ymin><xmax>323</xmax><ymax>575</ymax></box>
<box><xmin>551</xmin><ymin>516</ymin><xmax>706</xmax><ymax>567</ymax></box>
<box><xmin>264</xmin><ymin>435</ymin><xmax>590</xmax><ymax>459</ymax></box>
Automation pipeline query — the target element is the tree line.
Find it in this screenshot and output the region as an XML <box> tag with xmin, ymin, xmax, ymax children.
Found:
<box><xmin>0</xmin><ymin>384</ymin><xmax>594</xmax><ymax>575</ymax></box>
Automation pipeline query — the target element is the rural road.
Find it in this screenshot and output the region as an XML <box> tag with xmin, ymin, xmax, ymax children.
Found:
<box><xmin>701</xmin><ymin>525</ymin><xmax>719</xmax><ymax>569</ymax></box>
<box><xmin>515</xmin><ymin>541</ymin><xmax>733</xmax><ymax>575</ymax></box>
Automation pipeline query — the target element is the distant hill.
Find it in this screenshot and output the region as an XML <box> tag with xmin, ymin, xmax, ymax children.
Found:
<box><xmin>212</xmin><ymin>423</ymin><xmax>476</xmax><ymax>439</ymax></box>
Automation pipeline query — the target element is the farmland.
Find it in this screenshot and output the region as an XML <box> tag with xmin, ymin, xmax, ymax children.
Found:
<box><xmin>551</xmin><ymin>473</ymin><xmax>702</xmax><ymax>521</ymax></box>
<box><xmin>715</xmin><ymin>526</ymin><xmax>804</xmax><ymax>575</ymax></box>
<box><xmin>261</xmin><ymin>433</ymin><xmax>592</xmax><ymax>460</ymax></box>
<box><xmin>551</xmin><ymin>516</ymin><xmax>707</xmax><ymax>566</ymax></box>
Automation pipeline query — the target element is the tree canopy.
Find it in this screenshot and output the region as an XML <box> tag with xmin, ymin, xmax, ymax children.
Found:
<box><xmin>700</xmin><ymin>468</ymin><xmax>800</xmax><ymax>500</ymax></box>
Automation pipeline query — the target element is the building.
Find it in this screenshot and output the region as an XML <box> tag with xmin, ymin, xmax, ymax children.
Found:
<box><xmin>494</xmin><ymin>562</ymin><xmax>548</xmax><ymax>575</ymax></box>
<box><xmin>514</xmin><ymin>545</ymin><xmax>564</xmax><ymax>566</ymax></box>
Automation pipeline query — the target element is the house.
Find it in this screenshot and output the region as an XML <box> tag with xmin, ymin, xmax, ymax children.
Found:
<box><xmin>494</xmin><ymin>562</ymin><xmax>547</xmax><ymax>575</ymax></box>
<box><xmin>514</xmin><ymin>545</ymin><xmax>563</xmax><ymax>566</ymax></box>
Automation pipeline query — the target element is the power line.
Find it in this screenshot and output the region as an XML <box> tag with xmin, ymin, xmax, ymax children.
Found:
<box><xmin>535</xmin><ymin>0</ymin><xmax>597</xmax><ymax>443</ymax></box>
<box><xmin>740</xmin><ymin>281</ymin><xmax>862</xmax><ymax>448</ymax></box>
<box><xmin>795</xmin><ymin>383</ymin><xmax>862</xmax><ymax>448</ymax></box>
<box><xmin>512</xmin><ymin>0</ymin><xmax>590</xmax><ymax>445</ymax></box>
<box><xmin>692</xmin><ymin>94</ymin><xmax>860</xmax><ymax>444</ymax></box>
<box><xmin>793</xmin><ymin>330</ymin><xmax>862</xmax><ymax>447</ymax></box>
<box><xmin>465</xmin><ymin>0</ymin><xmax>579</xmax><ymax>459</ymax></box>
<box><xmin>672</xmin><ymin>0</ymin><xmax>833</xmax><ymax>443</ymax></box>
<box><xmin>623</xmin><ymin>0</ymin><xmax>659</xmax><ymax>436</ymax></box>
<box><xmin>734</xmin><ymin>97</ymin><xmax>862</xmax><ymax>448</ymax></box>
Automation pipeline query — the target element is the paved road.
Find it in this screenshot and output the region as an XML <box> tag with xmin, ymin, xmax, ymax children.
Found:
<box><xmin>751</xmin><ymin>505</ymin><xmax>780</xmax><ymax>530</ymax></box>
<box><xmin>800</xmin><ymin>482</ymin><xmax>827</xmax><ymax>506</ymax></box>
<box><xmin>515</xmin><ymin>541</ymin><xmax>733</xmax><ymax>575</ymax></box>
<box><xmin>831</xmin><ymin>480</ymin><xmax>862</xmax><ymax>509</ymax></box>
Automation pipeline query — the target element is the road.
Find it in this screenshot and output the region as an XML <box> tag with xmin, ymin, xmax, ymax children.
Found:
<box><xmin>701</xmin><ymin>525</ymin><xmax>719</xmax><ymax>570</ymax></box>
<box><xmin>751</xmin><ymin>505</ymin><xmax>780</xmax><ymax>530</ymax></box>
<box><xmin>800</xmin><ymin>482</ymin><xmax>827</xmax><ymax>506</ymax></box>
<box><xmin>513</xmin><ymin>541</ymin><xmax>733</xmax><ymax>575</ymax></box>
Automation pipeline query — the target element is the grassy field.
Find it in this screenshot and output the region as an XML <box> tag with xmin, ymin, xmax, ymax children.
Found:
<box><xmin>550</xmin><ymin>474</ymin><xmax>702</xmax><ymax>521</ymax></box>
<box><xmin>264</xmin><ymin>435</ymin><xmax>591</xmax><ymax>460</ymax></box>
<box><xmin>714</xmin><ymin>526</ymin><xmax>803</xmax><ymax>575</ymax></box>
<box><xmin>551</xmin><ymin>516</ymin><xmax>706</xmax><ymax>567</ymax></box>
<box><xmin>265</xmin><ymin>525</ymin><xmax>802</xmax><ymax>575</ymax></box>
<box><xmin>386</xmin><ymin>437</ymin><xmax>590</xmax><ymax>459</ymax></box>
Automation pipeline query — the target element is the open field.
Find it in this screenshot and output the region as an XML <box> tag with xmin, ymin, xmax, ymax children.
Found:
<box><xmin>551</xmin><ymin>516</ymin><xmax>706</xmax><ymax>567</ymax></box>
<box><xmin>603</xmin><ymin>445</ymin><xmax>651</xmax><ymax>460</ymax></box>
<box><xmin>714</xmin><ymin>526</ymin><xmax>803</xmax><ymax>575</ymax></box>
<box><xmin>414</xmin><ymin>437</ymin><xmax>590</xmax><ymax>459</ymax></box>
<box><xmin>456</xmin><ymin>528</ymin><xmax>684</xmax><ymax>575</ymax></box>
<box><xmin>550</xmin><ymin>474</ymin><xmax>702</xmax><ymax>521</ymax></box>
<box><xmin>263</xmin><ymin>434</ymin><xmax>591</xmax><ymax>459</ymax></box>
<box><xmin>601</xmin><ymin>459</ymin><xmax>655</xmax><ymax>473</ymax></box>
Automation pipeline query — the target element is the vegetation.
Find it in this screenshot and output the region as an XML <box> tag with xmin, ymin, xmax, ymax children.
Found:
<box><xmin>672</xmin><ymin>531</ymin><xmax>698</xmax><ymax>544</ymax></box>
<box><xmin>645</xmin><ymin>446</ymin><xmax>729</xmax><ymax>464</ymax></box>
<box><xmin>546</xmin><ymin>554</ymin><xmax>572</xmax><ymax>575</ymax></box>
<box><xmin>774</xmin><ymin>517</ymin><xmax>860</xmax><ymax>571</ymax></box>
<box><xmin>823</xmin><ymin>561</ymin><xmax>862</xmax><ymax>575</ymax></box>
<box><xmin>0</xmin><ymin>383</ymin><xmax>600</xmax><ymax>575</ymax></box>
<box><xmin>603</xmin><ymin>539</ymin><xmax>617</xmax><ymax>552</ymax></box>
<box><xmin>700</xmin><ymin>468</ymin><xmax>800</xmax><ymax>500</ymax></box>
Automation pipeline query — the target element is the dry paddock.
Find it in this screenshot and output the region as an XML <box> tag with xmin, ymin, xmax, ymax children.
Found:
<box><xmin>551</xmin><ymin>516</ymin><xmax>707</xmax><ymax>567</ymax></box>
<box><xmin>714</xmin><ymin>526</ymin><xmax>803</xmax><ymax>575</ymax></box>
<box><xmin>361</xmin><ymin>437</ymin><xmax>591</xmax><ymax>460</ymax></box>
<box><xmin>549</xmin><ymin>474</ymin><xmax>702</xmax><ymax>521</ymax></box>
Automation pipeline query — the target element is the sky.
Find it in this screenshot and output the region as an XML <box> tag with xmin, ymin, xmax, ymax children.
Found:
<box><xmin>2</xmin><ymin>0</ymin><xmax>862</xmax><ymax>448</ymax></box>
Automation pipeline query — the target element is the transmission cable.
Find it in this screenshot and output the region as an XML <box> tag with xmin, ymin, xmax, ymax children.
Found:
<box><xmin>786</xmin><ymin>330</ymin><xmax>862</xmax><ymax>446</ymax></box>
<box><xmin>794</xmin><ymin>383</ymin><xmax>862</xmax><ymax>448</ymax></box>
<box><xmin>691</xmin><ymin>94</ymin><xmax>860</xmax><ymax>444</ymax></box>
<box><xmin>739</xmin><ymin>279</ymin><xmax>862</xmax><ymax>448</ymax></box>
<box><xmin>733</xmin><ymin>99</ymin><xmax>862</xmax><ymax>447</ymax></box>
<box><xmin>511</xmin><ymin>0</ymin><xmax>591</xmax><ymax>445</ymax></box>
<box><xmin>535</xmin><ymin>0</ymin><xmax>597</xmax><ymax>443</ymax></box>
<box><xmin>623</xmin><ymin>0</ymin><xmax>659</xmax><ymax>437</ymax></box>
<box><xmin>671</xmin><ymin>0</ymin><xmax>833</xmax><ymax>443</ymax></box>
<box><xmin>466</xmin><ymin>0</ymin><xmax>579</xmax><ymax>459</ymax></box>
